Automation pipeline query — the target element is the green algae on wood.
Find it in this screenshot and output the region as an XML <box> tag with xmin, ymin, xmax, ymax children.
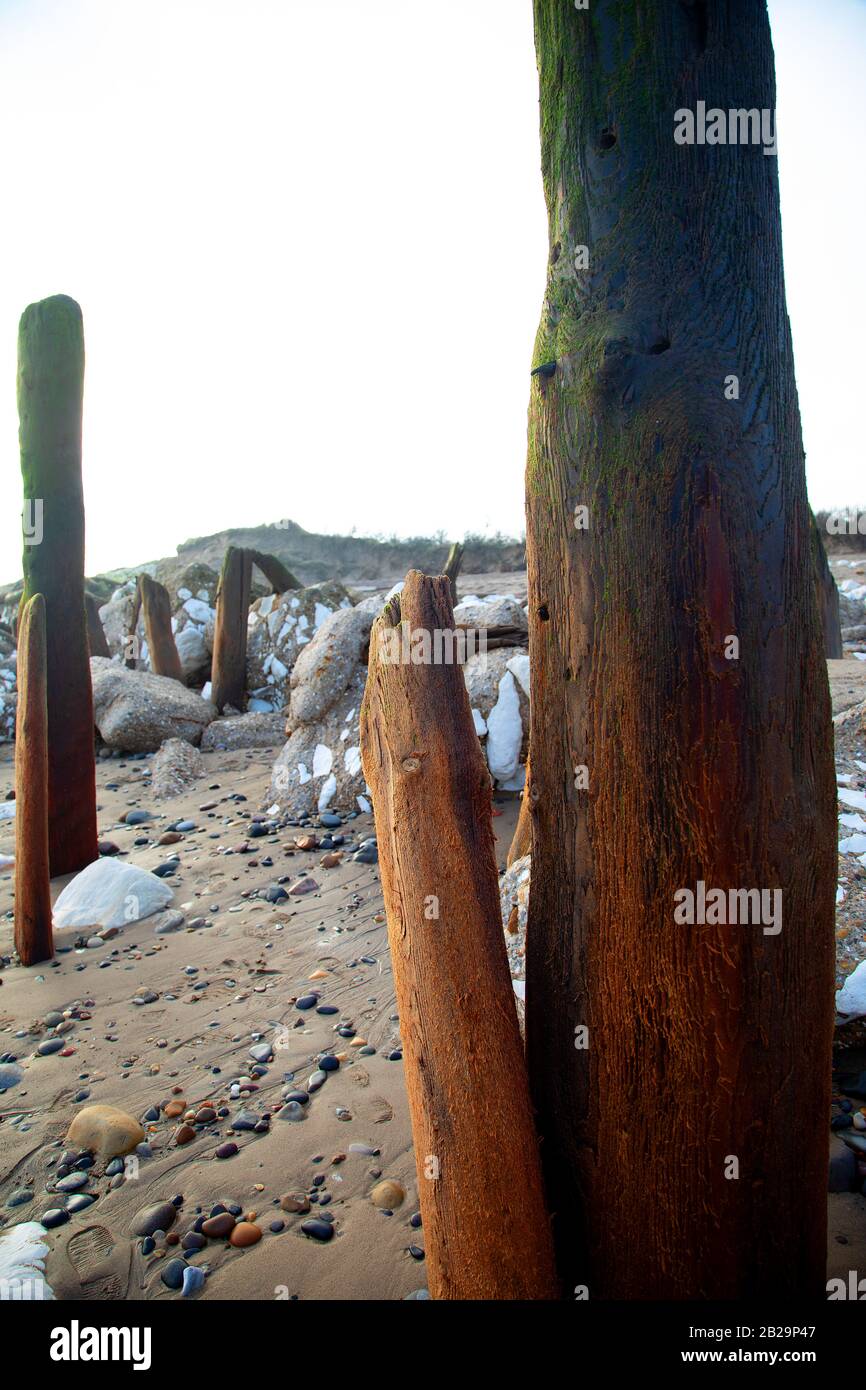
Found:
<box><xmin>18</xmin><ymin>294</ymin><xmax>98</xmax><ymax>877</ymax></box>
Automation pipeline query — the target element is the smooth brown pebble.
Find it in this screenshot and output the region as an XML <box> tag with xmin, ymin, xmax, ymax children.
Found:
<box><xmin>202</xmin><ymin>1213</ymin><xmax>236</xmax><ymax>1239</ymax></box>
<box><xmin>229</xmin><ymin>1222</ymin><xmax>262</xmax><ymax>1248</ymax></box>
<box><xmin>371</xmin><ymin>1180</ymin><xmax>405</xmax><ymax>1210</ymax></box>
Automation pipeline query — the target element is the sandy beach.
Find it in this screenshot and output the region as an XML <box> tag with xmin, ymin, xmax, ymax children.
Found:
<box><xmin>0</xmin><ymin>738</ymin><xmax>520</xmax><ymax>1301</ymax></box>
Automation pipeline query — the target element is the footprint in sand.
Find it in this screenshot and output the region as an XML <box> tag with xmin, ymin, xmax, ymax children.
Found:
<box><xmin>368</xmin><ymin>1096</ymin><xmax>394</xmax><ymax>1124</ymax></box>
<box><xmin>65</xmin><ymin>1224</ymin><xmax>130</xmax><ymax>1300</ymax></box>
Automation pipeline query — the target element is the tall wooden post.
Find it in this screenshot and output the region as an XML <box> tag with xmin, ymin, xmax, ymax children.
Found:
<box><xmin>18</xmin><ymin>294</ymin><xmax>98</xmax><ymax>877</ymax></box>
<box><xmin>14</xmin><ymin>594</ymin><xmax>53</xmax><ymax>966</ymax></box>
<box><xmin>360</xmin><ymin>570</ymin><xmax>558</xmax><ymax>1300</ymax></box>
<box><xmin>211</xmin><ymin>546</ymin><xmax>252</xmax><ymax>711</ymax></box>
<box><xmin>524</xmin><ymin>0</ymin><xmax>835</xmax><ymax>1297</ymax></box>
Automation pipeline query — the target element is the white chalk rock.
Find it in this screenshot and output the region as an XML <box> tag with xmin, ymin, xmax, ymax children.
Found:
<box><xmin>53</xmin><ymin>858</ymin><xmax>173</xmax><ymax>930</ymax></box>
<box><xmin>837</xmin><ymin>960</ymin><xmax>866</xmax><ymax>1018</ymax></box>
<box><xmin>0</xmin><ymin>1222</ymin><xmax>53</xmax><ymax>1300</ymax></box>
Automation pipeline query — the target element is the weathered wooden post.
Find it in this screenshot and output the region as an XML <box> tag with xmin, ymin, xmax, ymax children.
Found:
<box><xmin>360</xmin><ymin>569</ymin><xmax>558</xmax><ymax>1300</ymax></box>
<box><xmin>248</xmin><ymin>550</ymin><xmax>301</xmax><ymax>594</ymax></box>
<box><xmin>14</xmin><ymin>594</ymin><xmax>53</xmax><ymax>966</ymax></box>
<box><xmin>210</xmin><ymin>545</ymin><xmax>252</xmax><ymax>711</ymax></box>
<box><xmin>507</xmin><ymin>751</ymin><xmax>532</xmax><ymax>867</ymax></box>
<box><xmin>18</xmin><ymin>294</ymin><xmax>98</xmax><ymax>876</ymax></box>
<box><xmin>811</xmin><ymin>512</ymin><xmax>842</xmax><ymax>658</ymax></box>
<box><xmin>443</xmin><ymin>541</ymin><xmax>464</xmax><ymax>608</ymax></box>
<box><xmin>84</xmin><ymin>594</ymin><xmax>111</xmax><ymax>658</ymax></box>
<box><xmin>138</xmin><ymin>573</ymin><xmax>184</xmax><ymax>680</ymax></box>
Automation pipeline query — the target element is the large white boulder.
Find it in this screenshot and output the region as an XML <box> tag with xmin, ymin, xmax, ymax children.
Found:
<box><xmin>246</xmin><ymin>581</ymin><xmax>354</xmax><ymax>710</ymax></box>
<box><xmin>90</xmin><ymin>657</ymin><xmax>217</xmax><ymax>752</ymax></box>
<box><xmin>288</xmin><ymin>604</ymin><xmax>375</xmax><ymax>726</ymax></box>
<box><xmin>269</xmin><ymin>668</ymin><xmax>367</xmax><ymax>817</ymax></box>
<box><xmin>53</xmin><ymin>857</ymin><xmax>174</xmax><ymax>930</ymax></box>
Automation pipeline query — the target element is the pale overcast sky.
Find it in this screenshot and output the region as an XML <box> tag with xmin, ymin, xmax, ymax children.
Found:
<box><xmin>0</xmin><ymin>0</ymin><xmax>863</xmax><ymax>579</ymax></box>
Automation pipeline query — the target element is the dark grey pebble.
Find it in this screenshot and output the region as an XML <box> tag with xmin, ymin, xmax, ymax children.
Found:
<box><xmin>161</xmin><ymin>1258</ymin><xmax>188</xmax><ymax>1290</ymax></box>
<box><xmin>300</xmin><ymin>1219</ymin><xmax>334</xmax><ymax>1242</ymax></box>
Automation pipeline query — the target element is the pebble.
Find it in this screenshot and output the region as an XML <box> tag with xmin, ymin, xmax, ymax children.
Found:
<box><xmin>289</xmin><ymin>877</ymin><xmax>319</xmax><ymax>896</ymax></box>
<box><xmin>279</xmin><ymin>1101</ymin><xmax>306</xmax><ymax>1123</ymax></box>
<box><xmin>202</xmin><ymin>1213</ymin><xmax>236</xmax><ymax>1238</ymax></box>
<box><xmin>161</xmin><ymin>1258</ymin><xmax>188</xmax><ymax>1290</ymax></box>
<box><xmin>41</xmin><ymin>1209</ymin><xmax>70</xmax><ymax>1229</ymax></box>
<box><xmin>371</xmin><ymin>1180</ymin><xmax>405</xmax><ymax>1210</ymax></box>
<box><xmin>280</xmin><ymin>1194</ymin><xmax>310</xmax><ymax>1213</ymax></box>
<box><xmin>295</xmin><ymin>994</ymin><xmax>319</xmax><ymax>1011</ymax></box>
<box><xmin>56</xmin><ymin>1172</ymin><xmax>90</xmax><ymax>1193</ymax></box>
<box><xmin>215</xmin><ymin>1141</ymin><xmax>239</xmax><ymax>1159</ymax></box>
<box><xmin>229</xmin><ymin>1221</ymin><xmax>262</xmax><ymax>1248</ymax></box>
<box><xmin>249</xmin><ymin>1043</ymin><xmax>273</xmax><ymax>1063</ymax></box>
<box><xmin>300</xmin><ymin>1219</ymin><xmax>334</xmax><ymax>1242</ymax></box>
<box><xmin>125</xmin><ymin>810</ymin><xmax>151</xmax><ymax>825</ymax></box>
<box><xmin>67</xmin><ymin>1194</ymin><xmax>96</xmax><ymax>1213</ymax></box>
<box><xmin>37</xmin><ymin>1038</ymin><xmax>65</xmax><ymax>1056</ymax></box>
<box><xmin>7</xmin><ymin>1189</ymin><xmax>34</xmax><ymax>1208</ymax></box>
<box><xmin>181</xmin><ymin>1265</ymin><xmax>206</xmax><ymax>1297</ymax></box>
<box><xmin>131</xmin><ymin>1201</ymin><xmax>178</xmax><ymax>1237</ymax></box>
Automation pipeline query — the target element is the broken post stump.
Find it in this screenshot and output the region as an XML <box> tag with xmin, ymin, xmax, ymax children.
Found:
<box><xmin>138</xmin><ymin>573</ymin><xmax>184</xmax><ymax>681</ymax></box>
<box><xmin>360</xmin><ymin>569</ymin><xmax>558</xmax><ymax>1300</ymax></box>
<box><xmin>17</xmin><ymin>293</ymin><xmax>98</xmax><ymax>877</ymax></box>
<box><xmin>443</xmin><ymin>541</ymin><xmax>464</xmax><ymax>608</ymax></box>
<box><xmin>248</xmin><ymin>550</ymin><xmax>301</xmax><ymax>594</ymax></box>
<box><xmin>14</xmin><ymin>594</ymin><xmax>53</xmax><ymax>966</ymax></box>
<box><xmin>211</xmin><ymin>545</ymin><xmax>252</xmax><ymax>712</ymax></box>
<box><xmin>84</xmin><ymin>593</ymin><xmax>111</xmax><ymax>658</ymax></box>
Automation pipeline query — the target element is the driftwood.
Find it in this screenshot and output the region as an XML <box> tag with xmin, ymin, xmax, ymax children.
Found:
<box><xmin>84</xmin><ymin>594</ymin><xmax>111</xmax><ymax>658</ymax></box>
<box><xmin>211</xmin><ymin>545</ymin><xmax>252</xmax><ymax>711</ymax></box>
<box><xmin>456</xmin><ymin>622</ymin><xmax>527</xmax><ymax>651</ymax></box>
<box><xmin>360</xmin><ymin>570</ymin><xmax>557</xmax><ymax>1300</ymax></box>
<box><xmin>138</xmin><ymin>573</ymin><xmax>183</xmax><ymax>681</ymax></box>
<box><xmin>14</xmin><ymin>594</ymin><xmax>53</xmax><ymax>966</ymax></box>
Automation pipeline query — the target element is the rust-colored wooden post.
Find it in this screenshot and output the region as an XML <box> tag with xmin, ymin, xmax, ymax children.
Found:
<box><xmin>14</xmin><ymin>594</ymin><xmax>53</xmax><ymax>966</ymax></box>
<box><xmin>138</xmin><ymin>574</ymin><xmax>183</xmax><ymax>681</ymax></box>
<box><xmin>211</xmin><ymin>546</ymin><xmax>252</xmax><ymax>712</ymax></box>
<box><xmin>507</xmin><ymin>751</ymin><xmax>532</xmax><ymax>867</ymax></box>
<box><xmin>360</xmin><ymin>569</ymin><xmax>558</xmax><ymax>1300</ymax></box>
